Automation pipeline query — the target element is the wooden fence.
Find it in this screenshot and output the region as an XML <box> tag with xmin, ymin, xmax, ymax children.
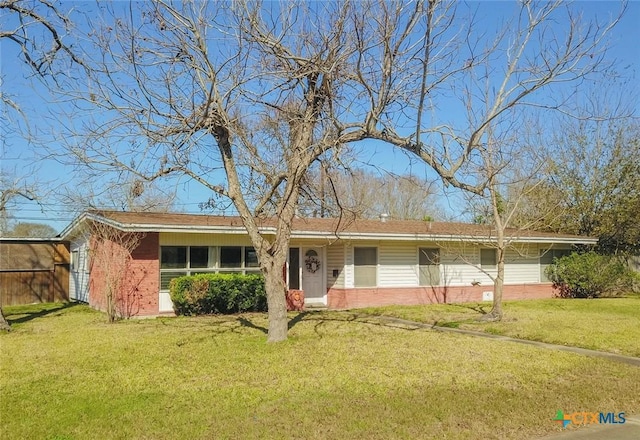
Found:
<box><xmin>0</xmin><ymin>240</ymin><xmax>70</xmax><ymax>306</ymax></box>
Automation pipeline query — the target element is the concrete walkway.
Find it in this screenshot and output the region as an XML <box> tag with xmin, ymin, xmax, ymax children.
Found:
<box><xmin>370</xmin><ymin>315</ymin><xmax>640</xmax><ymax>439</ymax></box>
<box><xmin>373</xmin><ymin>315</ymin><xmax>640</xmax><ymax>367</ymax></box>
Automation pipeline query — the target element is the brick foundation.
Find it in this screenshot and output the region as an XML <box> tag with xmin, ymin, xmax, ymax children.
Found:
<box><xmin>327</xmin><ymin>283</ymin><xmax>555</xmax><ymax>309</ymax></box>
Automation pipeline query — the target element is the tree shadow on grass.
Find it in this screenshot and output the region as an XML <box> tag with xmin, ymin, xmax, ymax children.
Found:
<box><xmin>236</xmin><ymin>311</ymin><xmax>336</xmax><ymax>335</ymax></box>
<box><xmin>427</xmin><ymin>303</ymin><xmax>491</xmax><ymax>328</ymax></box>
<box><xmin>237</xmin><ymin>316</ymin><xmax>268</xmax><ymax>334</ymax></box>
<box><xmin>235</xmin><ymin>310</ymin><xmax>420</xmax><ymax>338</ymax></box>
<box><xmin>288</xmin><ymin>310</ymin><xmax>426</xmax><ymax>338</ymax></box>
<box><xmin>6</xmin><ymin>302</ymin><xmax>81</xmax><ymax>325</ymax></box>
<box><xmin>183</xmin><ymin>309</ymin><xmax>434</xmax><ymax>342</ymax></box>
<box><xmin>450</xmin><ymin>303</ymin><xmax>489</xmax><ymax>315</ymax></box>
<box><xmin>288</xmin><ymin>311</ymin><xmax>311</xmax><ymax>330</ymax></box>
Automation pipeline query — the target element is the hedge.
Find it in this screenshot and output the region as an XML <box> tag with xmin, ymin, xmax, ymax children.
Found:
<box><xmin>169</xmin><ymin>273</ymin><xmax>267</xmax><ymax>315</ymax></box>
<box><xmin>545</xmin><ymin>251</ymin><xmax>639</xmax><ymax>298</ymax></box>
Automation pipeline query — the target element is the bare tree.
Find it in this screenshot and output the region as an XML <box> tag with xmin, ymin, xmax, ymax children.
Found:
<box><xmin>1</xmin><ymin>0</ymin><xmax>86</xmax><ymax>331</ymax></box>
<box><xmin>48</xmin><ymin>1</ymin><xmax>463</xmax><ymax>342</ymax></box>
<box><xmin>0</xmin><ymin>174</ymin><xmax>38</xmax><ymax>234</ymax></box>
<box><xmin>462</xmin><ymin>106</ymin><xmax>636</xmax><ymax>320</ymax></box>
<box><xmin>45</xmin><ymin>0</ymin><xmax>623</xmax><ymax>340</ymax></box>
<box><xmin>1</xmin><ymin>0</ymin><xmax>85</xmax><ymax>135</ymax></box>
<box><xmin>1</xmin><ymin>0</ymin><xmax>83</xmax><ymax>74</ymax></box>
<box><xmin>5</xmin><ymin>222</ymin><xmax>57</xmax><ymax>238</ymax></box>
<box><xmin>86</xmin><ymin>220</ymin><xmax>146</xmax><ymax>322</ymax></box>
<box><xmin>300</xmin><ymin>167</ymin><xmax>441</xmax><ymax>220</ymax></box>
<box><xmin>464</xmin><ymin>120</ymin><xmax>560</xmax><ymax>320</ymax></box>
<box><xmin>59</xmin><ymin>174</ymin><xmax>178</xmax><ymax>215</ymax></box>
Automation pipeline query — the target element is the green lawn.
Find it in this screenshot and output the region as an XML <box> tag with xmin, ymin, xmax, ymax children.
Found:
<box><xmin>1</xmin><ymin>302</ymin><xmax>639</xmax><ymax>440</ymax></box>
<box><xmin>361</xmin><ymin>298</ymin><xmax>640</xmax><ymax>357</ymax></box>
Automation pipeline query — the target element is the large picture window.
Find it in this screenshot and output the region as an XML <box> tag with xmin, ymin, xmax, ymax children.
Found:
<box><xmin>160</xmin><ymin>245</ymin><xmax>260</xmax><ymax>290</ymax></box>
<box><xmin>354</xmin><ymin>247</ymin><xmax>377</xmax><ymax>287</ymax></box>
<box><xmin>419</xmin><ymin>247</ymin><xmax>441</xmax><ymax>286</ymax></box>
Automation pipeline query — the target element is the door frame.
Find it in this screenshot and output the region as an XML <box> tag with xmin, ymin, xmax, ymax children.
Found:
<box><xmin>300</xmin><ymin>245</ymin><xmax>327</xmax><ymax>306</ymax></box>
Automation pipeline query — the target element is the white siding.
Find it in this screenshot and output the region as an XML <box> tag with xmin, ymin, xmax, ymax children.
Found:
<box><xmin>378</xmin><ymin>242</ymin><xmax>418</xmax><ymax>287</ymax></box>
<box><xmin>503</xmin><ymin>245</ymin><xmax>540</xmax><ymax>284</ymax></box>
<box><xmin>69</xmin><ymin>236</ymin><xmax>90</xmax><ymax>303</ymax></box>
<box><xmin>344</xmin><ymin>243</ymin><xmax>354</xmax><ymax>288</ymax></box>
<box><xmin>158</xmin><ymin>233</ymin><xmax>552</xmax><ymax>291</ymax></box>
<box><xmin>326</xmin><ymin>243</ymin><xmax>345</xmax><ymax>288</ymax></box>
<box><xmin>440</xmin><ymin>244</ymin><xmax>493</xmax><ymax>286</ymax></box>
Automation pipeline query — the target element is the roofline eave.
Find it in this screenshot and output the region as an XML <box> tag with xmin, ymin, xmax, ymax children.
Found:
<box><xmin>60</xmin><ymin>211</ymin><xmax>597</xmax><ymax>245</ymax></box>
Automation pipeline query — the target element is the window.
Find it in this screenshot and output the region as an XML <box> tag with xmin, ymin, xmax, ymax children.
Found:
<box><xmin>354</xmin><ymin>247</ymin><xmax>377</xmax><ymax>287</ymax></box>
<box><xmin>160</xmin><ymin>271</ymin><xmax>186</xmax><ymax>290</ymax></box>
<box><xmin>160</xmin><ymin>246</ymin><xmax>188</xmax><ymax>290</ymax></box>
<box><xmin>480</xmin><ymin>249</ymin><xmax>497</xmax><ymax>270</ymax></box>
<box><xmin>540</xmin><ymin>248</ymin><xmax>571</xmax><ymax>282</ymax></box>
<box><xmin>190</xmin><ymin>247</ymin><xmax>209</xmax><ymax>268</ymax></box>
<box><xmin>244</xmin><ymin>247</ymin><xmax>259</xmax><ymax>268</ymax></box>
<box><xmin>161</xmin><ymin>246</ymin><xmax>187</xmax><ymax>269</ymax></box>
<box><xmin>288</xmin><ymin>248</ymin><xmax>300</xmax><ymax>290</ymax></box>
<box><xmin>419</xmin><ymin>248</ymin><xmax>440</xmax><ymax>286</ymax></box>
<box><xmin>71</xmin><ymin>250</ymin><xmax>79</xmax><ymax>271</ymax></box>
<box><xmin>220</xmin><ymin>246</ymin><xmax>242</xmax><ymax>268</ymax></box>
<box><xmin>160</xmin><ymin>245</ymin><xmax>260</xmax><ymax>290</ymax></box>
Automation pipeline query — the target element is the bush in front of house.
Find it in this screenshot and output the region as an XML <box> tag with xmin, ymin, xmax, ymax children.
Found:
<box><xmin>545</xmin><ymin>251</ymin><xmax>638</xmax><ymax>298</ymax></box>
<box><xmin>169</xmin><ymin>273</ymin><xmax>267</xmax><ymax>315</ymax></box>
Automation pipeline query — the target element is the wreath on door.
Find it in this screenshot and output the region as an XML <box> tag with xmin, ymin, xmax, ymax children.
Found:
<box><xmin>305</xmin><ymin>251</ymin><xmax>321</xmax><ymax>273</ymax></box>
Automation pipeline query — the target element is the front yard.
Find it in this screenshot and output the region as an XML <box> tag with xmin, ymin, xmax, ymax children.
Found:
<box><xmin>362</xmin><ymin>298</ymin><xmax>640</xmax><ymax>357</ymax></box>
<box><xmin>1</xmin><ymin>300</ymin><xmax>639</xmax><ymax>439</ymax></box>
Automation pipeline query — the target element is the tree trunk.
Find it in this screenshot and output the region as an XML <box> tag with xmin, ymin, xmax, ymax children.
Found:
<box><xmin>0</xmin><ymin>307</ymin><xmax>11</xmax><ymax>331</ymax></box>
<box><xmin>263</xmin><ymin>261</ymin><xmax>288</xmax><ymax>343</ymax></box>
<box><xmin>488</xmin><ymin>253</ymin><xmax>505</xmax><ymax>321</ymax></box>
<box><xmin>483</xmin><ymin>181</ymin><xmax>505</xmax><ymax>322</ymax></box>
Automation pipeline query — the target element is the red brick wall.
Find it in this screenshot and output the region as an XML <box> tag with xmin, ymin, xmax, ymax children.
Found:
<box><xmin>126</xmin><ymin>233</ymin><xmax>159</xmax><ymax>316</ymax></box>
<box><xmin>89</xmin><ymin>232</ymin><xmax>159</xmax><ymax>317</ymax></box>
<box><xmin>327</xmin><ymin>283</ymin><xmax>555</xmax><ymax>309</ymax></box>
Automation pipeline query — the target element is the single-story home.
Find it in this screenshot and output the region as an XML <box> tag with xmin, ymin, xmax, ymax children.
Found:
<box><xmin>60</xmin><ymin>210</ymin><xmax>597</xmax><ymax>317</ymax></box>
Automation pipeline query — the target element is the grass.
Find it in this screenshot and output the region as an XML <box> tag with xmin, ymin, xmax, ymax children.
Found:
<box><xmin>1</xmin><ymin>302</ymin><xmax>640</xmax><ymax>440</ymax></box>
<box><xmin>361</xmin><ymin>298</ymin><xmax>640</xmax><ymax>357</ymax></box>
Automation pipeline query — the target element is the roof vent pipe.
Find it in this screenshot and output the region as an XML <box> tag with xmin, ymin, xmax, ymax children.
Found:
<box><xmin>380</xmin><ymin>213</ymin><xmax>389</xmax><ymax>223</ymax></box>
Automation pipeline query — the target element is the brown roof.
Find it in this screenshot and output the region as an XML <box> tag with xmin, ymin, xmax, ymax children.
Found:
<box><xmin>67</xmin><ymin>210</ymin><xmax>595</xmax><ymax>243</ymax></box>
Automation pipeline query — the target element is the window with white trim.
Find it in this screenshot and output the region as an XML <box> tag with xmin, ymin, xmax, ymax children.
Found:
<box><xmin>419</xmin><ymin>247</ymin><xmax>441</xmax><ymax>286</ymax></box>
<box><xmin>71</xmin><ymin>250</ymin><xmax>79</xmax><ymax>271</ymax></box>
<box><xmin>480</xmin><ymin>248</ymin><xmax>497</xmax><ymax>270</ymax></box>
<box><xmin>160</xmin><ymin>246</ymin><xmax>260</xmax><ymax>290</ymax></box>
<box><xmin>354</xmin><ymin>247</ymin><xmax>377</xmax><ymax>287</ymax></box>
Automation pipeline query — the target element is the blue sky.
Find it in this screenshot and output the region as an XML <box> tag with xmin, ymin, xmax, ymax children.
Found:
<box><xmin>1</xmin><ymin>0</ymin><xmax>639</xmax><ymax>234</ymax></box>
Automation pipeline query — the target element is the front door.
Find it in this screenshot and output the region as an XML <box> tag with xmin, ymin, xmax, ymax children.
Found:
<box><xmin>302</xmin><ymin>247</ymin><xmax>325</xmax><ymax>305</ymax></box>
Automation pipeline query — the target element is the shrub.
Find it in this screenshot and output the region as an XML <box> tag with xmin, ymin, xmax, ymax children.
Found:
<box><xmin>169</xmin><ymin>273</ymin><xmax>267</xmax><ymax>315</ymax></box>
<box><xmin>545</xmin><ymin>251</ymin><xmax>637</xmax><ymax>298</ymax></box>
